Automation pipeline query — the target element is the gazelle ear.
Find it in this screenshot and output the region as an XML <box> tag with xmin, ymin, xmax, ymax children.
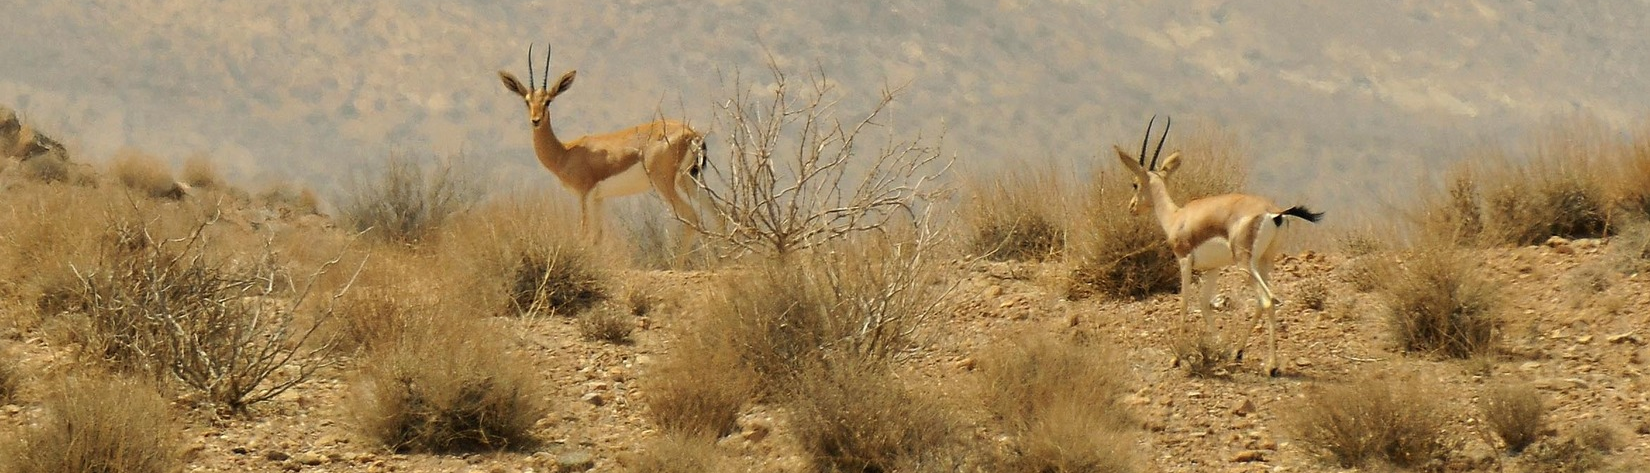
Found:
<box><xmin>1158</xmin><ymin>151</ymin><xmax>1183</xmax><ymax>174</ymax></box>
<box><xmin>550</xmin><ymin>71</ymin><xmax>577</xmax><ymax>97</ymax></box>
<box><xmin>1113</xmin><ymin>145</ymin><xmax>1146</xmax><ymax>175</ymax></box>
<box><xmin>499</xmin><ymin>71</ymin><xmax>528</xmax><ymax>97</ymax></box>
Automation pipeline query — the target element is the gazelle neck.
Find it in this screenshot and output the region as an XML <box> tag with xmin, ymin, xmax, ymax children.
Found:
<box><xmin>531</xmin><ymin>119</ymin><xmax>569</xmax><ymax>172</ymax></box>
<box><xmin>1146</xmin><ymin>177</ymin><xmax>1182</xmax><ymax>231</ymax></box>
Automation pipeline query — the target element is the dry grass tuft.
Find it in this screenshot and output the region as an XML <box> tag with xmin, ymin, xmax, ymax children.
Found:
<box><xmin>438</xmin><ymin>194</ymin><xmax>609</xmax><ymax>318</ymax></box>
<box><xmin>110</xmin><ymin>148</ymin><xmax>185</xmax><ymax>199</ymax></box>
<box><xmin>179</xmin><ymin>153</ymin><xmax>223</xmax><ymax>190</ymax></box>
<box><xmin>1167</xmin><ymin>330</ymin><xmax>1238</xmax><ymax>378</ymax></box>
<box><xmin>984</xmin><ymin>334</ymin><xmax>1138</xmax><ymax>472</ymax></box>
<box><xmin>1068</xmin><ymin>123</ymin><xmax>1248</xmax><ymax>300</ymax></box>
<box><xmin>1378</xmin><ymin>246</ymin><xmax>1501</xmax><ymax>358</ymax></box>
<box><xmin>506</xmin><ymin>247</ymin><xmax>607</xmax><ymax>316</ymax></box>
<box><xmin>788</xmin><ymin>358</ymin><xmax>962</xmax><ymax>472</ymax></box>
<box><xmin>338</xmin><ymin>152</ymin><xmax>480</xmax><ymax>244</ymax></box>
<box><xmin>1289</xmin><ymin>373</ymin><xmax>1457</xmax><ymax>469</ymax></box>
<box><xmin>0</xmin><ymin>375</ymin><xmax>180</xmax><ymax>473</ymax></box>
<box><xmin>576</xmin><ymin>306</ymin><xmax>633</xmax><ymax>344</ymax></box>
<box><xmin>627</xmin><ymin>434</ymin><xmax>726</xmax><ymax>473</ymax></box>
<box><xmin>256</xmin><ymin>182</ymin><xmax>321</xmax><ymax>215</ymax></box>
<box><xmin>1607</xmin><ymin>219</ymin><xmax>1650</xmax><ymax>275</ymax></box>
<box><xmin>1479</xmin><ymin>383</ymin><xmax>1546</xmax><ymax>454</ymax></box>
<box><xmin>1571</xmin><ymin>419</ymin><xmax>1625</xmax><ymax>453</ymax></box>
<box><xmin>349</xmin><ymin>316</ymin><xmax>546</xmax><ymax>453</ymax></box>
<box><xmin>0</xmin><ymin>349</ymin><xmax>21</xmax><ymax>404</ymax></box>
<box><xmin>1296</xmin><ymin>277</ymin><xmax>1330</xmax><ymax>311</ymax></box>
<box><xmin>964</xmin><ymin>169</ymin><xmax>1069</xmax><ymax>262</ymax></box>
<box><xmin>644</xmin><ymin>305</ymin><xmax>757</xmax><ymax>438</ymax></box>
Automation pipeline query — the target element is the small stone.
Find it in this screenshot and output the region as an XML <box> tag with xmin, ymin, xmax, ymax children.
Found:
<box><xmin>1607</xmin><ymin>332</ymin><xmax>1643</xmax><ymax>345</ymax></box>
<box><xmin>742</xmin><ymin>418</ymin><xmax>773</xmax><ymax>443</ymax></box>
<box><xmin>2</xmin><ymin>405</ymin><xmax>20</xmax><ymax>414</ymax></box>
<box><xmin>1233</xmin><ymin>398</ymin><xmax>1256</xmax><ymax>417</ymax></box>
<box><xmin>556</xmin><ymin>451</ymin><xmax>596</xmax><ymax>472</ymax></box>
<box><xmin>1294</xmin><ymin>357</ymin><xmax>1313</xmax><ymax>367</ymax></box>
<box><xmin>581</xmin><ymin>392</ymin><xmax>606</xmax><ymax>406</ymax></box>
<box><xmin>1229</xmin><ymin>450</ymin><xmax>1267</xmax><ymax>462</ymax></box>
<box><xmin>231</xmin><ymin>447</ymin><xmax>250</xmax><ymax>455</ymax></box>
<box><xmin>953</xmin><ymin>357</ymin><xmax>977</xmax><ymax>371</ymax></box>
<box><xmin>1576</xmin><ymin>334</ymin><xmax>1594</xmax><ymax>344</ymax></box>
<box><xmin>266</xmin><ymin>451</ymin><xmax>291</xmax><ymax>462</ymax></box>
<box><xmin>294</xmin><ymin>452</ymin><xmax>326</xmax><ymax>466</ymax></box>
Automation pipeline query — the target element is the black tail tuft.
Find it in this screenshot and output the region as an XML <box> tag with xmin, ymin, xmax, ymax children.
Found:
<box><xmin>1273</xmin><ymin>206</ymin><xmax>1324</xmax><ymax>225</ymax></box>
<box><xmin>689</xmin><ymin>138</ymin><xmax>707</xmax><ymax>178</ymax></box>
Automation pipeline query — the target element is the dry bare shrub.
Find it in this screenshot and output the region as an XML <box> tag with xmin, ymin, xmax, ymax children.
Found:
<box><xmin>1289</xmin><ymin>373</ymin><xmax>1456</xmax><ymax>469</ymax></box>
<box><xmin>1297</xmin><ymin>277</ymin><xmax>1330</xmax><ymax>311</ymax></box>
<box><xmin>1571</xmin><ymin>420</ymin><xmax>1625</xmax><ymax>453</ymax></box>
<box><xmin>1526</xmin><ymin>433</ymin><xmax>1613</xmax><ymax>473</ymax></box>
<box><xmin>698</xmin><ymin>60</ymin><xmax>950</xmax><ymax>258</ymax></box>
<box><xmin>0</xmin><ymin>375</ymin><xmax>179</xmax><ymax>473</ymax></box>
<box><xmin>179</xmin><ymin>153</ymin><xmax>222</xmax><ymax>190</ymax></box>
<box><xmin>1068</xmin><ymin>123</ymin><xmax>1248</xmax><ymax>300</ymax></box>
<box><xmin>1618</xmin><ymin>124</ymin><xmax>1650</xmax><ymax>220</ymax></box>
<box><xmin>643</xmin><ymin>337</ymin><xmax>754</xmax><ymax>438</ymax></box>
<box><xmin>1479</xmin><ymin>383</ymin><xmax>1546</xmax><ymax>454</ymax></box>
<box><xmin>577</xmin><ymin>306</ymin><xmax>633</xmax><ymax>344</ymax></box>
<box><xmin>1167</xmin><ymin>330</ymin><xmax>1238</xmax><ymax>378</ymax></box>
<box><xmin>338</xmin><ymin>152</ymin><xmax>480</xmax><ymax>244</ymax></box>
<box><xmin>70</xmin><ymin>211</ymin><xmax>349</xmax><ymax>411</ymax></box>
<box><xmin>110</xmin><ymin>148</ymin><xmax>185</xmax><ymax>199</ymax></box>
<box><xmin>788</xmin><ymin>358</ymin><xmax>961</xmax><ymax>472</ymax></box>
<box><xmin>627</xmin><ymin>434</ymin><xmax>726</xmax><ymax>473</ymax></box>
<box><xmin>964</xmin><ymin>169</ymin><xmax>1068</xmax><ymax>261</ymax></box>
<box><xmin>256</xmin><ymin>182</ymin><xmax>321</xmax><ymax>215</ymax></box>
<box><xmin>349</xmin><ymin>316</ymin><xmax>546</xmax><ymax>453</ymax></box>
<box><xmin>439</xmin><ymin>193</ymin><xmax>608</xmax><ymax>317</ymax></box>
<box><xmin>983</xmin><ymin>335</ymin><xmax>1138</xmax><ymax>472</ymax></box>
<box><xmin>1566</xmin><ymin>262</ymin><xmax>1615</xmax><ymax>295</ymax></box>
<box><xmin>1607</xmin><ymin>219</ymin><xmax>1650</xmax><ymax>275</ymax></box>
<box><xmin>1378</xmin><ymin>246</ymin><xmax>1501</xmax><ymax>358</ymax></box>
<box><xmin>1418</xmin><ymin>124</ymin><xmax>1619</xmax><ymax>247</ymax></box>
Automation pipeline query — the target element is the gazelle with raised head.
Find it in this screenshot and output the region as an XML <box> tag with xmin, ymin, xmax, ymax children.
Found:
<box><xmin>498</xmin><ymin>44</ymin><xmax>708</xmax><ymax>251</ymax></box>
<box><xmin>1113</xmin><ymin>116</ymin><xmax>1322</xmax><ymax>376</ymax></box>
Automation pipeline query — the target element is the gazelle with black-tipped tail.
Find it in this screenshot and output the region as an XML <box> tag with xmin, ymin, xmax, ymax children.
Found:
<box><xmin>1113</xmin><ymin>116</ymin><xmax>1323</xmax><ymax>377</ymax></box>
<box><xmin>498</xmin><ymin>43</ymin><xmax>708</xmax><ymax>252</ymax></box>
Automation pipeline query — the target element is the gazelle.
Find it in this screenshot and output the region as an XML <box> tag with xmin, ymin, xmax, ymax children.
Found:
<box><xmin>498</xmin><ymin>43</ymin><xmax>708</xmax><ymax>250</ymax></box>
<box><xmin>1113</xmin><ymin>116</ymin><xmax>1322</xmax><ymax>376</ymax></box>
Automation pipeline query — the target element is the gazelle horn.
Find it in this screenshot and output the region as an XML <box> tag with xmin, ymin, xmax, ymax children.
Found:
<box><xmin>527</xmin><ymin>43</ymin><xmax>535</xmax><ymax>92</ymax></box>
<box><xmin>1150</xmin><ymin>116</ymin><xmax>1171</xmax><ymax>171</ymax></box>
<box><xmin>542</xmin><ymin>44</ymin><xmax>553</xmax><ymax>90</ymax></box>
<box><xmin>1139</xmin><ymin>115</ymin><xmax>1156</xmax><ymax>167</ymax></box>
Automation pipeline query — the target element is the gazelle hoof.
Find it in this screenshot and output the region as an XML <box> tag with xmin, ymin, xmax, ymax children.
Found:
<box><xmin>1265</xmin><ymin>364</ymin><xmax>1281</xmax><ymax>377</ymax></box>
<box><xmin>1231</xmin><ymin>348</ymin><xmax>1246</xmax><ymax>361</ymax></box>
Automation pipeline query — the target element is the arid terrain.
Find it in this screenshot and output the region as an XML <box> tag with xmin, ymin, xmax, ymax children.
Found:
<box><xmin>4</xmin><ymin>103</ymin><xmax>1650</xmax><ymax>472</ymax></box>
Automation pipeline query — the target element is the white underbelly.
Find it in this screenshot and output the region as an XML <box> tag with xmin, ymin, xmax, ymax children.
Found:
<box><xmin>1189</xmin><ymin>237</ymin><xmax>1234</xmax><ymax>271</ymax></box>
<box><xmin>590</xmin><ymin>164</ymin><xmax>652</xmax><ymax>199</ymax></box>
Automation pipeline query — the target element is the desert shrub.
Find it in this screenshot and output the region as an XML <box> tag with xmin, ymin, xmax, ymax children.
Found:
<box><xmin>110</xmin><ymin>148</ymin><xmax>185</xmax><ymax>199</ymax></box>
<box><xmin>788</xmin><ymin>358</ymin><xmax>961</xmax><ymax>472</ymax></box>
<box><xmin>257</xmin><ymin>182</ymin><xmax>321</xmax><ymax>215</ymax></box>
<box><xmin>338</xmin><ymin>152</ymin><xmax>480</xmax><ymax>244</ymax></box>
<box><xmin>1289</xmin><ymin>373</ymin><xmax>1456</xmax><ymax>469</ymax></box>
<box><xmin>983</xmin><ymin>335</ymin><xmax>1138</xmax><ymax>472</ymax></box>
<box><xmin>349</xmin><ymin>316</ymin><xmax>545</xmax><ymax>453</ymax></box>
<box><xmin>1571</xmin><ymin>420</ymin><xmax>1625</xmax><ymax>453</ymax></box>
<box><xmin>1607</xmin><ymin>219</ymin><xmax>1650</xmax><ymax>275</ymax></box>
<box><xmin>0</xmin><ymin>375</ymin><xmax>179</xmax><ymax>473</ymax></box>
<box><xmin>1418</xmin><ymin>125</ymin><xmax>1619</xmax><ymax>247</ymax></box>
<box><xmin>964</xmin><ymin>169</ymin><xmax>1068</xmax><ymax>262</ymax></box>
<box><xmin>1297</xmin><ymin>277</ymin><xmax>1330</xmax><ymax>311</ymax></box>
<box><xmin>1479</xmin><ymin>383</ymin><xmax>1546</xmax><ymax>454</ymax></box>
<box><xmin>433</xmin><ymin>192</ymin><xmax>608</xmax><ymax>318</ymax></box>
<box><xmin>72</xmin><ymin>213</ymin><xmax>345</xmax><ymax>411</ymax></box>
<box><xmin>628</xmin><ymin>434</ymin><xmax>725</xmax><ymax>473</ymax></box>
<box><xmin>1167</xmin><ymin>330</ymin><xmax>1237</xmax><ymax>378</ymax></box>
<box><xmin>1378</xmin><ymin>246</ymin><xmax>1501</xmax><ymax>358</ymax></box>
<box><xmin>1526</xmin><ymin>423</ymin><xmax>1623</xmax><ymax>473</ymax></box>
<box><xmin>1068</xmin><ymin>123</ymin><xmax>1248</xmax><ymax>300</ymax></box>
<box><xmin>577</xmin><ymin>306</ymin><xmax>633</xmax><ymax>343</ymax></box>
<box><xmin>645</xmin><ymin>302</ymin><xmax>757</xmax><ymax>438</ymax></box>
<box><xmin>179</xmin><ymin>153</ymin><xmax>222</xmax><ymax>190</ymax></box>
<box><xmin>506</xmin><ymin>246</ymin><xmax>607</xmax><ymax>316</ymax></box>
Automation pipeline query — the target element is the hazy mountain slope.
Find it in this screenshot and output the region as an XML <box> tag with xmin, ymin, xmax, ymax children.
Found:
<box><xmin>2</xmin><ymin>0</ymin><xmax>1646</xmax><ymax>212</ymax></box>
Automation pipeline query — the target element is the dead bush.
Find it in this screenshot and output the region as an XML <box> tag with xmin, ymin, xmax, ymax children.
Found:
<box><xmin>577</xmin><ymin>306</ymin><xmax>633</xmax><ymax>344</ymax></box>
<box><xmin>1379</xmin><ymin>246</ymin><xmax>1501</xmax><ymax>358</ymax></box>
<box><xmin>645</xmin><ymin>310</ymin><xmax>757</xmax><ymax>438</ymax></box>
<box><xmin>0</xmin><ymin>375</ymin><xmax>179</xmax><ymax>473</ymax></box>
<box><xmin>1418</xmin><ymin>125</ymin><xmax>1620</xmax><ymax>247</ymax></box>
<box><xmin>110</xmin><ymin>148</ymin><xmax>185</xmax><ymax>199</ymax></box>
<box><xmin>507</xmin><ymin>247</ymin><xmax>606</xmax><ymax>316</ymax></box>
<box><xmin>1526</xmin><ymin>437</ymin><xmax>1607</xmax><ymax>473</ymax></box>
<box><xmin>1068</xmin><ymin>123</ymin><xmax>1247</xmax><ymax>300</ymax></box>
<box><xmin>349</xmin><ymin>316</ymin><xmax>546</xmax><ymax>453</ymax></box>
<box><xmin>338</xmin><ymin>152</ymin><xmax>480</xmax><ymax>244</ymax></box>
<box><xmin>1571</xmin><ymin>419</ymin><xmax>1625</xmax><ymax>453</ymax></box>
<box><xmin>179</xmin><ymin>153</ymin><xmax>222</xmax><ymax>190</ymax></box>
<box><xmin>983</xmin><ymin>335</ymin><xmax>1138</xmax><ymax>472</ymax></box>
<box><xmin>788</xmin><ymin>358</ymin><xmax>961</xmax><ymax>472</ymax></box>
<box><xmin>1167</xmin><ymin>330</ymin><xmax>1238</xmax><ymax>378</ymax></box>
<box><xmin>439</xmin><ymin>193</ymin><xmax>609</xmax><ymax>318</ymax></box>
<box><xmin>256</xmin><ymin>182</ymin><xmax>321</xmax><ymax>215</ymax></box>
<box><xmin>627</xmin><ymin>434</ymin><xmax>726</xmax><ymax>473</ymax></box>
<box><xmin>1479</xmin><ymin>383</ymin><xmax>1546</xmax><ymax>454</ymax></box>
<box><xmin>72</xmin><ymin>212</ymin><xmax>349</xmax><ymax>411</ymax></box>
<box><xmin>1297</xmin><ymin>277</ymin><xmax>1330</xmax><ymax>311</ymax></box>
<box><xmin>1289</xmin><ymin>373</ymin><xmax>1457</xmax><ymax>469</ymax></box>
<box><xmin>964</xmin><ymin>169</ymin><xmax>1068</xmax><ymax>262</ymax></box>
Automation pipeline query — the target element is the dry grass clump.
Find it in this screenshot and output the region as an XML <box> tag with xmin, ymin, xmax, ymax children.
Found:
<box><xmin>964</xmin><ymin>169</ymin><xmax>1069</xmax><ymax>262</ymax></box>
<box><xmin>576</xmin><ymin>306</ymin><xmax>633</xmax><ymax>344</ymax></box>
<box><xmin>179</xmin><ymin>153</ymin><xmax>223</xmax><ymax>190</ymax></box>
<box><xmin>439</xmin><ymin>193</ymin><xmax>608</xmax><ymax>317</ymax></box>
<box><xmin>1167</xmin><ymin>330</ymin><xmax>1238</xmax><ymax>378</ymax></box>
<box><xmin>1068</xmin><ymin>124</ymin><xmax>1248</xmax><ymax>300</ymax></box>
<box><xmin>0</xmin><ymin>350</ymin><xmax>21</xmax><ymax>404</ymax></box>
<box><xmin>643</xmin><ymin>332</ymin><xmax>755</xmax><ymax>438</ymax></box>
<box><xmin>1606</xmin><ymin>219</ymin><xmax>1650</xmax><ymax>275</ymax></box>
<box><xmin>349</xmin><ymin>316</ymin><xmax>546</xmax><ymax>453</ymax></box>
<box><xmin>0</xmin><ymin>375</ymin><xmax>179</xmax><ymax>473</ymax></box>
<box><xmin>1289</xmin><ymin>373</ymin><xmax>1457</xmax><ymax>469</ymax></box>
<box><xmin>1378</xmin><ymin>246</ymin><xmax>1501</xmax><ymax>358</ymax></box>
<box><xmin>338</xmin><ymin>152</ymin><xmax>480</xmax><ymax>244</ymax></box>
<box><xmin>627</xmin><ymin>434</ymin><xmax>726</xmax><ymax>473</ymax></box>
<box><xmin>256</xmin><ymin>182</ymin><xmax>321</xmax><ymax>215</ymax></box>
<box><xmin>1524</xmin><ymin>421</ymin><xmax>1625</xmax><ymax>473</ymax></box>
<box><xmin>1479</xmin><ymin>383</ymin><xmax>1546</xmax><ymax>454</ymax></box>
<box><xmin>983</xmin><ymin>335</ymin><xmax>1138</xmax><ymax>472</ymax></box>
<box><xmin>788</xmin><ymin>358</ymin><xmax>962</xmax><ymax>472</ymax></box>
<box><xmin>110</xmin><ymin>148</ymin><xmax>186</xmax><ymax>199</ymax></box>
<box><xmin>1296</xmin><ymin>277</ymin><xmax>1330</xmax><ymax>311</ymax></box>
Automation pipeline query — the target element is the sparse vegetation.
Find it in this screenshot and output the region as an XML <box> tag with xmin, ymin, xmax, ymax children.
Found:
<box><xmin>576</xmin><ymin>306</ymin><xmax>633</xmax><ymax>343</ymax></box>
<box><xmin>643</xmin><ymin>331</ymin><xmax>754</xmax><ymax>438</ymax></box>
<box><xmin>110</xmin><ymin>148</ymin><xmax>186</xmax><ymax>199</ymax></box>
<box><xmin>627</xmin><ymin>435</ymin><xmax>726</xmax><ymax>473</ymax></box>
<box><xmin>1167</xmin><ymin>330</ymin><xmax>1238</xmax><ymax>378</ymax></box>
<box><xmin>439</xmin><ymin>194</ymin><xmax>609</xmax><ymax>317</ymax></box>
<box><xmin>0</xmin><ymin>375</ymin><xmax>180</xmax><ymax>473</ymax></box>
<box><xmin>0</xmin><ymin>350</ymin><xmax>20</xmax><ymax>404</ymax></box>
<box><xmin>983</xmin><ymin>335</ymin><xmax>1138</xmax><ymax>472</ymax></box>
<box><xmin>964</xmin><ymin>169</ymin><xmax>1068</xmax><ymax>261</ymax></box>
<box><xmin>349</xmin><ymin>316</ymin><xmax>546</xmax><ymax>453</ymax></box>
<box><xmin>1379</xmin><ymin>246</ymin><xmax>1501</xmax><ymax>358</ymax></box>
<box><xmin>179</xmin><ymin>153</ymin><xmax>222</xmax><ymax>190</ymax></box>
<box><xmin>1068</xmin><ymin>124</ymin><xmax>1248</xmax><ymax>300</ymax></box>
<box><xmin>338</xmin><ymin>152</ymin><xmax>480</xmax><ymax>244</ymax></box>
<box><xmin>1290</xmin><ymin>373</ymin><xmax>1456</xmax><ymax>469</ymax></box>
<box><xmin>1296</xmin><ymin>277</ymin><xmax>1329</xmax><ymax>311</ymax></box>
<box><xmin>1479</xmin><ymin>383</ymin><xmax>1546</xmax><ymax>454</ymax></box>
<box><xmin>787</xmin><ymin>358</ymin><xmax>962</xmax><ymax>472</ymax></box>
